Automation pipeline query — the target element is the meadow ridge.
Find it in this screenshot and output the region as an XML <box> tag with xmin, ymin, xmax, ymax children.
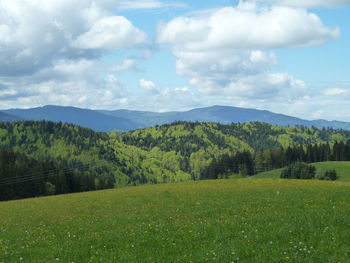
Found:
<box><xmin>1</xmin><ymin>179</ymin><xmax>350</xmax><ymax>263</ymax></box>
<box><xmin>255</xmin><ymin>161</ymin><xmax>350</xmax><ymax>181</ymax></box>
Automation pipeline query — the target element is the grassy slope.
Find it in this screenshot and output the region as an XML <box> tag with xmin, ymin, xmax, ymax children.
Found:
<box><xmin>254</xmin><ymin>168</ymin><xmax>284</xmax><ymax>179</ymax></box>
<box><xmin>1</xmin><ymin>179</ymin><xmax>350</xmax><ymax>263</ymax></box>
<box><xmin>255</xmin><ymin>162</ymin><xmax>350</xmax><ymax>181</ymax></box>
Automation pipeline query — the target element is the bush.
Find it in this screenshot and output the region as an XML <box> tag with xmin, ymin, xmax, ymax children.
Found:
<box><xmin>317</xmin><ymin>169</ymin><xmax>338</xmax><ymax>181</ymax></box>
<box><xmin>280</xmin><ymin>162</ymin><xmax>316</xmax><ymax>180</ymax></box>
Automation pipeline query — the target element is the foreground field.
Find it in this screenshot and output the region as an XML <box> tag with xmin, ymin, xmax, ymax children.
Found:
<box><xmin>255</xmin><ymin>161</ymin><xmax>350</xmax><ymax>181</ymax></box>
<box><xmin>1</xmin><ymin>179</ymin><xmax>350</xmax><ymax>262</ymax></box>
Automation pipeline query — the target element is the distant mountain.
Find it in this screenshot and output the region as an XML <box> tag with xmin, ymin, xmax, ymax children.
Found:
<box><xmin>311</xmin><ymin>119</ymin><xmax>350</xmax><ymax>130</ymax></box>
<box><xmin>2</xmin><ymin>105</ymin><xmax>350</xmax><ymax>131</ymax></box>
<box><xmin>1</xmin><ymin>105</ymin><xmax>140</xmax><ymax>132</ymax></box>
<box><xmin>0</xmin><ymin>112</ymin><xmax>22</xmax><ymax>122</ymax></box>
<box><xmin>101</xmin><ymin>105</ymin><xmax>350</xmax><ymax>130</ymax></box>
<box><xmin>101</xmin><ymin>105</ymin><xmax>312</xmax><ymax>127</ymax></box>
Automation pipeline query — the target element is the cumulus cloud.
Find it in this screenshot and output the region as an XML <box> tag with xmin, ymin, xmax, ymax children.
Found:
<box><xmin>0</xmin><ymin>0</ymin><xmax>149</xmax><ymax>109</ymax></box>
<box><xmin>72</xmin><ymin>16</ymin><xmax>146</xmax><ymax>50</ymax></box>
<box><xmin>174</xmin><ymin>49</ymin><xmax>303</xmax><ymax>99</ymax></box>
<box><xmin>0</xmin><ymin>58</ymin><xmax>129</xmax><ymax>109</ymax></box>
<box><xmin>139</xmin><ymin>79</ymin><xmax>158</xmax><ymax>93</ymax></box>
<box><xmin>0</xmin><ymin>0</ymin><xmax>147</xmax><ymax>77</ymax></box>
<box><xmin>321</xmin><ymin>87</ymin><xmax>348</xmax><ymax>96</ymax></box>
<box><xmin>157</xmin><ymin>4</ymin><xmax>338</xmax><ymax>101</ymax></box>
<box><xmin>157</xmin><ymin>5</ymin><xmax>339</xmax><ymax>50</ymax></box>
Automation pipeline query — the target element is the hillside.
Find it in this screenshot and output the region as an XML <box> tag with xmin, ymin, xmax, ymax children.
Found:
<box><xmin>0</xmin><ymin>121</ymin><xmax>192</xmax><ymax>189</ymax></box>
<box><xmin>121</xmin><ymin>121</ymin><xmax>350</xmax><ymax>153</ymax></box>
<box><xmin>255</xmin><ymin>161</ymin><xmax>350</xmax><ymax>181</ymax></box>
<box><xmin>1</xmin><ymin>179</ymin><xmax>350</xmax><ymax>262</ymax></box>
<box><xmin>2</xmin><ymin>105</ymin><xmax>350</xmax><ymax>131</ymax></box>
<box><xmin>2</xmin><ymin>121</ymin><xmax>350</xmax><ymax>192</ymax></box>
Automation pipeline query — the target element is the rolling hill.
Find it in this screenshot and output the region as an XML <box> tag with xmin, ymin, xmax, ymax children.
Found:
<box><xmin>1</xmin><ymin>179</ymin><xmax>350</xmax><ymax>262</ymax></box>
<box><xmin>2</xmin><ymin>105</ymin><xmax>350</xmax><ymax>131</ymax></box>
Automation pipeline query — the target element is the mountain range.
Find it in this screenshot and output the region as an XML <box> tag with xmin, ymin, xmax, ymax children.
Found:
<box><xmin>1</xmin><ymin>105</ymin><xmax>350</xmax><ymax>132</ymax></box>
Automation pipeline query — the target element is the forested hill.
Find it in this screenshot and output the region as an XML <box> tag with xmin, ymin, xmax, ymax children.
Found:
<box><xmin>2</xmin><ymin>120</ymin><xmax>350</xmax><ymax>200</ymax></box>
<box><xmin>0</xmin><ymin>121</ymin><xmax>191</xmax><ymax>189</ymax></box>
<box><xmin>121</xmin><ymin>121</ymin><xmax>350</xmax><ymax>155</ymax></box>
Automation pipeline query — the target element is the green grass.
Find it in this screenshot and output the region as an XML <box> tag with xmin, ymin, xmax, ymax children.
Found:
<box><xmin>254</xmin><ymin>168</ymin><xmax>283</xmax><ymax>179</ymax></box>
<box><xmin>313</xmin><ymin>162</ymin><xmax>350</xmax><ymax>181</ymax></box>
<box><xmin>255</xmin><ymin>161</ymin><xmax>350</xmax><ymax>181</ymax></box>
<box><xmin>1</xmin><ymin>179</ymin><xmax>350</xmax><ymax>262</ymax></box>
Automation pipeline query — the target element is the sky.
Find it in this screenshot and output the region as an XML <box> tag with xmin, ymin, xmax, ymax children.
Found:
<box><xmin>0</xmin><ymin>0</ymin><xmax>349</xmax><ymax>121</ymax></box>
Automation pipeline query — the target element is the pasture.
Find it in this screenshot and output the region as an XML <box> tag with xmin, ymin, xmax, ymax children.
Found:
<box><xmin>1</xmin><ymin>179</ymin><xmax>350</xmax><ymax>262</ymax></box>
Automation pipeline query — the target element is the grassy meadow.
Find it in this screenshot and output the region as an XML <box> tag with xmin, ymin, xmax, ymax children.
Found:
<box><xmin>255</xmin><ymin>161</ymin><xmax>350</xmax><ymax>181</ymax></box>
<box><xmin>1</xmin><ymin>179</ymin><xmax>350</xmax><ymax>262</ymax></box>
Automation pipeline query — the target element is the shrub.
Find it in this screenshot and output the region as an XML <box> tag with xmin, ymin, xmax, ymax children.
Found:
<box><xmin>318</xmin><ymin>169</ymin><xmax>338</xmax><ymax>181</ymax></box>
<box><xmin>280</xmin><ymin>162</ymin><xmax>316</xmax><ymax>180</ymax></box>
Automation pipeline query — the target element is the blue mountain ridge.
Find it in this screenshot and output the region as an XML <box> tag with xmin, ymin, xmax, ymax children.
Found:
<box><xmin>0</xmin><ymin>112</ymin><xmax>23</xmax><ymax>122</ymax></box>
<box><xmin>1</xmin><ymin>105</ymin><xmax>140</xmax><ymax>132</ymax></box>
<box><xmin>1</xmin><ymin>105</ymin><xmax>350</xmax><ymax>132</ymax></box>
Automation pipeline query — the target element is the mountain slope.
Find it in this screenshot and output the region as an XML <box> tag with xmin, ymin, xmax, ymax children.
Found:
<box><xmin>102</xmin><ymin>105</ymin><xmax>350</xmax><ymax>131</ymax></box>
<box><xmin>0</xmin><ymin>112</ymin><xmax>22</xmax><ymax>122</ymax></box>
<box><xmin>2</xmin><ymin>105</ymin><xmax>139</xmax><ymax>131</ymax></box>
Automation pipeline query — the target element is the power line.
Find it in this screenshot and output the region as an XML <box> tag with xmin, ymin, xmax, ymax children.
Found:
<box><xmin>0</xmin><ymin>163</ymin><xmax>88</xmax><ymax>184</ymax></box>
<box><xmin>0</xmin><ymin>163</ymin><xmax>89</xmax><ymax>187</ymax></box>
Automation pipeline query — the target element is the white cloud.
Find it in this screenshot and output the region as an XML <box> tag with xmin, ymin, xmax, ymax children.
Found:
<box><xmin>0</xmin><ymin>0</ymin><xmax>147</xmax><ymax>76</ymax></box>
<box><xmin>258</xmin><ymin>0</ymin><xmax>350</xmax><ymax>8</ymax></box>
<box><xmin>139</xmin><ymin>79</ymin><xmax>158</xmax><ymax>93</ymax></box>
<box><xmin>0</xmin><ymin>58</ymin><xmax>129</xmax><ymax>109</ymax></box>
<box><xmin>72</xmin><ymin>16</ymin><xmax>146</xmax><ymax>50</ymax></box>
<box><xmin>321</xmin><ymin>87</ymin><xmax>348</xmax><ymax>96</ymax></box>
<box><xmin>0</xmin><ymin>0</ymin><xmax>149</xmax><ymax>109</ymax></box>
<box><xmin>157</xmin><ymin>4</ymin><xmax>339</xmax><ymax>101</ymax></box>
<box><xmin>112</xmin><ymin>59</ymin><xmax>137</xmax><ymax>72</ymax></box>
<box><xmin>172</xmin><ymin>48</ymin><xmax>306</xmax><ymax>101</ymax></box>
<box><xmin>175</xmin><ymin>87</ymin><xmax>189</xmax><ymax>92</ymax></box>
<box><xmin>116</xmin><ymin>0</ymin><xmax>186</xmax><ymax>10</ymax></box>
<box><xmin>157</xmin><ymin>5</ymin><xmax>339</xmax><ymax>50</ymax></box>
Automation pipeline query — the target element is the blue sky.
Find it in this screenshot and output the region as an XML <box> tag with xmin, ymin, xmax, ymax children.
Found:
<box><xmin>0</xmin><ymin>0</ymin><xmax>349</xmax><ymax>121</ymax></box>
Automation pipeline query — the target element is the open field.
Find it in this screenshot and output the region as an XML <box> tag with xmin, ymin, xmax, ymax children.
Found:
<box><xmin>1</xmin><ymin>179</ymin><xmax>350</xmax><ymax>262</ymax></box>
<box><xmin>255</xmin><ymin>161</ymin><xmax>350</xmax><ymax>181</ymax></box>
